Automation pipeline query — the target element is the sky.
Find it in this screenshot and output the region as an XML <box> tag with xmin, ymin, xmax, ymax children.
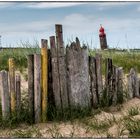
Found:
<box><xmin>0</xmin><ymin>1</ymin><xmax>140</xmax><ymax>49</ymax></box>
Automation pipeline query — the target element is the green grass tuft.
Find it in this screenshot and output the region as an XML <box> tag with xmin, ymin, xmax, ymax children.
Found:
<box><xmin>0</xmin><ymin>41</ymin><xmax>40</xmax><ymax>71</ymax></box>
<box><xmin>124</xmin><ymin>117</ymin><xmax>140</xmax><ymax>137</ymax></box>
<box><xmin>128</xmin><ymin>107</ymin><xmax>139</xmax><ymax>116</ymax></box>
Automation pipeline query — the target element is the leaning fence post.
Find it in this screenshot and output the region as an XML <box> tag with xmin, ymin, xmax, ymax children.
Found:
<box><xmin>55</xmin><ymin>24</ymin><xmax>69</xmax><ymax>110</ymax></box>
<box><xmin>95</xmin><ymin>53</ymin><xmax>103</xmax><ymax>103</ymax></box>
<box><xmin>50</xmin><ymin>36</ymin><xmax>61</xmax><ymax>109</ymax></box>
<box><xmin>16</xmin><ymin>74</ymin><xmax>21</xmax><ymax>114</ymax></box>
<box><xmin>34</xmin><ymin>54</ymin><xmax>41</xmax><ymax>123</ymax></box>
<box><xmin>41</xmin><ymin>39</ymin><xmax>48</xmax><ymax>122</ymax></box>
<box><xmin>8</xmin><ymin>58</ymin><xmax>16</xmax><ymax>114</ymax></box>
<box><xmin>0</xmin><ymin>70</ymin><xmax>10</xmax><ymax>119</ymax></box>
<box><xmin>28</xmin><ymin>54</ymin><xmax>34</xmax><ymax>123</ymax></box>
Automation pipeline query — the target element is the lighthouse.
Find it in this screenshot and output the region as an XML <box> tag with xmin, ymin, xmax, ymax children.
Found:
<box><xmin>99</xmin><ymin>25</ymin><xmax>108</xmax><ymax>50</ymax></box>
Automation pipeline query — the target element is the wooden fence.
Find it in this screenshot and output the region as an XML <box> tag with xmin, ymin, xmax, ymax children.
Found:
<box><xmin>0</xmin><ymin>24</ymin><xmax>140</xmax><ymax>123</ymax></box>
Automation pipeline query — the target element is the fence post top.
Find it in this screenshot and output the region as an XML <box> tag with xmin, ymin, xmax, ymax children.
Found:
<box><xmin>0</xmin><ymin>70</ymin><xmax>7</xmax><ymax>73</ymax></box>
<box><xmin>16</xmin><ymin>74</ymin><xmax>20</xmax><ymax>81</ymax></box>
<box><xmin>50</xmin><ymin>36</ymin><xmax>55</xmax><ymax>38</ymax></box>
<box><xmin>9</xmin><ymin>58</ymin><xmax>14</xmax><ymax>61</ymax></box>
<box><xmin>41</xmin><ymin>39</ymin><xmax>48</xmax><ymax>43</ymax></box>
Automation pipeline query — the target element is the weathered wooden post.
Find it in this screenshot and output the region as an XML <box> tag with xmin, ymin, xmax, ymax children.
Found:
<box><xmin>117</xmin><ymin>67</ymin><xmax>124</xmax><ymax>103</ymax></box>
<box><xmin>28</xmin><ymin>54</ymin><xmax>34</xmax><ymax>123</ymax></box>
<box><xmin>34</xmin><ymin>54</ymin><xmax>41</xmax><ymax>123</ymax></box>
<box><xmin>105</xmin><ymin>58</ymin><xmax>113</xmax><ymax>105</ymax></box>
<box><xmin>89</xmin><ymin>56</ymin><xmax>98</xmax><ymax>108</ymax></box>
<box><xmin>112</xmin><ymin>66</ymin><xmax>118</xmax><ymax>105</ymax></box>
<box><xmin>0</xmin><ymin>70</ymin><xmax>10</xmax><ymax>119</ymax></box>
<box><xmin>50</xmin><ymin>36</ymin><xmax>61</xmax><ymax>109</ymax></box>
<box><xmin>48</xmin><ymin>47</ymin><xmax>55</xmax><ymax>111</ymax></box>
<box><xmin>112</xmin><ymin>66</ymin><xmax>124</xmax><ymax>105</ymax></box>
<box><xmin>55</xmin><ymin>24</ymin><xmax>69</xmax><ymax>110</ymax></box>
<box><xmin>66</xmin><ymin>38</ymin><xmax>91</xmax><ymax>108</ymax></box>
<box><xmin>127</xmin><ymin>68</ymin><xmax>139</xmax><ymax>99</ymax></box>
<box><xmin>127</xmin><ymin>73</ymin><xmax>133</xmax><ymax>99</ymax></box>
<box><xmin>8</xmin><ymin>58</ymin><xmax>16</xmax><ymax>114</ymax></box>
<box><xmin>41</xmin><ymin>39</ymin><xmax>48</xmax><ymax>122</ymax></box>
<box><xmin>16</xmin><ymin>74</ymin><xmax>21</xmax><ymax>113</ymax></box>
<box><xmin>95</xmin><ymin>53</ymin><xmax>103</xmax><ymax>103</ymax></box>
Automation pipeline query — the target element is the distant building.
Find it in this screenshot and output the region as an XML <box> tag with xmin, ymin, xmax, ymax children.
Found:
<box><xmin>99</xmin><ymin>25</ymin><xmax>108</xmax><ymax>50</ymax></box>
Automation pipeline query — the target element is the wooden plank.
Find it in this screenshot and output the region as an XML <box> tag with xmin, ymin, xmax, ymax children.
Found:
<box><xmin>34</xmin><ymin>54</ymin><xmax>41</xmax><ymax>123</ymax></box>
<box><xmin>50</xmin><ymin>36</ymin><xmax>61</xmax><ymax>109</ymax></box>
<box><xmin>89</xmin><ymin>56</ymin><xmax>98</xmax><ymax>108</ymax></box>
<box><xmin>112</xmin><ymin>66</ymin><xmax>124</xmax><ymax>105</ymax></box>
<box><xmin>55</xmin><ymin>24</ymin><xmax>69</xmax><ymax>109</ymax></box>
<box><xmin>117</xmin><ymin>67</ymin><xmax>124</xmax><ymax>103</ymax></box>
<box><xmin>127</xmin><ymin>68</ymin><xmax>139</xmax><ymax>99</ymax></box>
<box><xmin>28</xmin><ymin>54</ymin><xmax>34</xmax><ymax>123</ymax></box>
<box><xmin>55</xmin><ymin>24</ymin><xmax>63</xmax><ymax>49</ymax></box>
<box><xmin>112</xmin><ymin>66</ymin><xmax>118</xmax><ymax>105</ymax></box>
<box><xmin>95</xmin><ymin>53</ymin><xmax>103</xmax><ymax>103</ymax></box>
<box><xmin>80</xmin><ymin>44</ymin><xmax>91</xmax><ymax>107</ymax></box>
<box><xmin>8</xmin><ymin>58</ymin><xmax>16</xmax><ymax>113</ymax></box>
<box><xmin>66</xmin><ymin>38</ymin><xmax>91</xmax><ymax>108</ymax></box>
<box><xmin>105</xmin><ymin>58</ymin><xmax>113</xmax><ymax>105</ymax></box>
<box><xmin>16</xmin><ymin>74</ymin><xmax>21</xmax><ymax>113</ymax></box>
<box><xmin>0</xmin><ymin>70</ymin><xmax>10</xmax><ymax>119</ymax></box>
<box><xmin>41</xmin><ymin>39</ymin><xmax>48</xmax><ymax>122</ymax></box>
<box><xmin>127</xmin><ymin>73</ymin><xmax>133</xmax><ymax>99</ymax></box>
<box><xmin>48</xmin><ymin>49</ymin><xmax>55</xmax><ymax>109</ymax></box>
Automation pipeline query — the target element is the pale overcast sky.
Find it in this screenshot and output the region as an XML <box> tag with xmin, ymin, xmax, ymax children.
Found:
<box><xmin>0</xmin><ymin>2</ymin><xmax>140</xmax><ymax>49</ymax></box>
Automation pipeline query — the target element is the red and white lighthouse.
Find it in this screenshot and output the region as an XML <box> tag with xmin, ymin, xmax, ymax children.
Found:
<box><xmin>99</xmin><ymin>25</ymin><xmax>108</xmax><ymax>50</ymax></box>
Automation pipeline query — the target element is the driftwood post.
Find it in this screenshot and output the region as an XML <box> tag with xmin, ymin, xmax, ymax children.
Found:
<box><xmin>34</xmin><ymin>54</ymin><xmax>41</xmax><ymax>123</ymax></box>
<box><xmin>41</xmin><ymin>39</ymin><xmax>48</xmax><ymax>122</ymax></box>
<box><xmin>105</xmin><ymin>58</ymin><xmax>113</xmax><ymax>105</ymax></box>
<box><xmin>112</xmin><ymin>66</ymin><xmax>124</xmax><ymax>105</ymax></box>
<box><xmin>127</xmin><ymin>73</ymin><xmax>133</xmax><ymax>99</ymax></box>
<box><xmin>48</xmin><ymin>48</ymin><xmax>55</xmax><ymax>110</ymax></box>
<box><xmin>127</xmin><ymin>68</ymin><xmax>139</xmax><ymax>99</ymax></box>
<box><xmin>112</xmin><ymin>66</ymin><xmax>118</xmax><ymax>105</ymax></box>
<box><xmin>8</xmin><ymin>58</ymin><xmax>16</xmax><ymax>114</ymax></box>
<box><xmin>66</xmin><ymin>38</ymin><xmax>91</xmax><ymax>108</ymax></box>
<box><xmin>117</xmin><ymin>67</ymin><xmax>124</xmax><ymax>103</ymax></box>
<box><xmin>55</xmin><ymin>24</ymin><xmax>69</xmax><ymax>109</ymax></box>
<box><xmin>0</xmin><ymin>71</ymin><xmax>10</xmax><ymax>119</ymax></box>
<box><xmin>16</xmin><ymin>74</ymin><xmax>21</xmax><ymax>113</ymax></box>
<box><xmin>89</xmin><ymin>56</ymin><xmax>98</xmax><ymax>108</ymax></box>
<box><xmin>95</xmin><ymin>53</ymin><xmax>103</xmax><ymax>102</ymax></box>
<box><xmin>50</xmin><ymin>36</ymin><xmax>61</xmax><ymax>109</ymax></box>
<box><xmin>28</xmin><ymin>54</ymin><xmax>34</xmax><ymax>123</ymax></box>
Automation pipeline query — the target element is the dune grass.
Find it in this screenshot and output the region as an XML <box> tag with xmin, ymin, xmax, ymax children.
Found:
<box><xmin>1</xmin><ymin>39</ymin><xmax>140</xmax><ymax>74</ymax></box>
<box><xmin>0</xmin><ymin>41</ymin><xmax>40</xmax><ymax>72</ymax></box>
<box><xmin>89</xmin><ymin>49</ymin><xmax>140</xmax><ymax>74</ymax></box>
